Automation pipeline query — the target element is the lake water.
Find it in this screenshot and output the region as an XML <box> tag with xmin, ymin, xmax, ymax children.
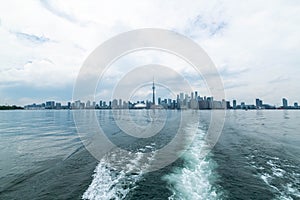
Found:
<box><xmin>0</xmin><ymin>110</ymin><xmax>299</xmax><ymax>199</ymax></box>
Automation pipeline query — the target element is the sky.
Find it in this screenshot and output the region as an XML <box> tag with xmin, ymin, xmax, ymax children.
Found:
<box><xmin>0</xmin><ymin>0</ymin><xmax>299</xmax><ymax>106</ymax></box>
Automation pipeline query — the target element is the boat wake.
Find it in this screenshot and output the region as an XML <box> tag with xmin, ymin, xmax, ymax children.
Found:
<box><xmin>82</xmin><ymin>144</ymin><xmax>156</xmax><ymax>200</ymax></box>
<box><xmin>163</xmin><ymin>126</ymin><xmax>223</xmax><ymax>200</ymax></box>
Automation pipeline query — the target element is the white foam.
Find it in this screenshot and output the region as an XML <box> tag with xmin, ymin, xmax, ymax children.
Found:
<box><xmin>83</xmin><ymin>145</ymin><xmax>156</xmax><ymax>200</ymax></box>
<box><xmin>254</xmin><ymin>157</ymin><xmax>300</xmax><ymax>200</ymax></box>
<box><xmin>285</xmin><ymin>183</ymin><xmax>300</xmax><ymax>198</ymax></box>
<box><xmin>82</xmin><ymin>161</ymin><xmax>133</xmax><ymax>200</ymax></box>
<box><xmin>260</xmin><ymin>173</ymin><xmax>272</xmax><ymax>185</ymax></box>
<box><xmin>163</xmin><ymin>127</ymin><xmax>222</xmax><ymax>200</ymax></box>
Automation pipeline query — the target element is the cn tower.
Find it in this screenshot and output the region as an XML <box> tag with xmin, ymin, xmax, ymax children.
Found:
<box><xmin>152</xmin><ymin>78</ymin><xmax>155</xmax><ymax>105</ymax></box>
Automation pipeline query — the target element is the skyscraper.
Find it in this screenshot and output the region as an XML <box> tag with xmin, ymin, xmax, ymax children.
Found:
<box><xmin>233</xmin><ymin>100</ymin><xmax>237</xmax><ymax>109</ymax></box>
<box><xmin>152</xmin><ymin>78</ymin><xmax>155</xmax><ymax>105</ymax></box>
<box><xmin>180</xmin><ymin>93</ymin><xmax>184</xmax><ymax>101</ymax></box>
<box><xmin>255</xmin><ymin>98</ymin><xmax>263</xmax><ymax>108</ymax></box>
<box><xmin>282</xmin><ymin>98</ymin><xmax>288</xmax><ymax>108</ymax></box>
<box><xmin>158</xmin><ymin>97</ymin><xmax>161</xmax><ymax>105</ymax></box>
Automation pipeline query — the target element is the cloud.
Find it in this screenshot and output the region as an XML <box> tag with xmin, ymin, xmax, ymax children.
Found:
<box><xmin>268</xmin><ymin>75</ymin><xmax>289</xmax><ymax>84</ymax></box>
<box><xmin>39</xmin><ymin>0</ymin><xmax>92</xmax><ymax>26</ymax></box>
<box><xmin>219</xmin><ymin>67</ymin><xmax>250</xmax><ymax>79</ymax></box>
<box><xmin>224</xmin><ymin>82</ymin><xmax>247</xmax><ymax>90</ymax></box>
<box><xmin>12</xmin><ymin>31</ymin><xmax>50</xmax><ymax>44</ymax></box>
<box><xmin>183</xmin><ymin>14</ymin><xmax>227</xmax><ymax>38</ymax></box>
<box><xmin>39</xmin><ymin>0</ymin><xmax>79</xmax><ymax>24</ymax></box>
<box><xmin>0</xmin><ymin>59</ymin><xmax>76</xmax><ymax>88</ymax></box>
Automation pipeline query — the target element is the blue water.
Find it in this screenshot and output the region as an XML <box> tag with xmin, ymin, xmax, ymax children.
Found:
<box><xmin>0</xmin><ymin>110</ymin><xmax>299</xmax><ymax>199</ymax></box>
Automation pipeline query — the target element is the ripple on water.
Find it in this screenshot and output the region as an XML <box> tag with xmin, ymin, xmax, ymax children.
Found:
<box><xmin>246</xmin><ymin>154</ymin><xmax>300</xmax><ymax>199</ymax></box>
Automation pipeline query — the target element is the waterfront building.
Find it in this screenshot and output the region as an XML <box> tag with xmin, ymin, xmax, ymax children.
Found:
<box><xmin>158</xmin><ymin>97</ymin><xmax>161</xmax><ymax>105</ymax></box>
<box><xmin>55</xmin><ymin>103</ymin><xmax>61</xmax><ymax>109</ymax></box>
<box><xmin>86</xmin><ymin>100</ymin><xmax>91</xmax><ymax>108</ymax></box>
<box><xmin>282</xmin><ymin>98</ymin><xmax>288</xmax><ymax>108</ymax></box>
<box><xmin>112</xmin><ymin>99</ymin><xmax>118</xmax><ymax>109</ymax></box>
<box><xmin>233</xmin><ymin>100</ymin><xmax>237</xmax><ymax>109</ymax></box>
<box><xmin>294</xmin><ymin>102</ymin><xmax>298</xmax><ymax>108</ymax></box>
<box><xmin>195</xmin><ymin>91</ymin><xmax>198</xmax><ymax>99</ymax></box>
<box><xmin>256</xmin><ymin>98</ymin><xmax>263</xmax><ymax>108</ymax></box>
<box><xmin>45</xmin><ymin>101</ymin><xmax>55</xmax><ymax>109</ymax></box>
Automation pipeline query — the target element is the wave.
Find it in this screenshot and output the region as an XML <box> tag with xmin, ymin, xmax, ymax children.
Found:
<box><xmin>82</xmin><ymin>144</ymin><xmax>156</xmax><ymax>200</ymax></box>
<box><xmin>246</xmin><ymin>154</ymin><xmax>300</xmax><ymax>199</ymax></box>
<box><xmin>163</xmin><ymin>126</ymin><xmax>223</xmax><ymax>200</ymax></box>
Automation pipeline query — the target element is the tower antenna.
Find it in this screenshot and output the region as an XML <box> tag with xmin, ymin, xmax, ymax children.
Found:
<box><xmin>152</xmin><ymin>77</ymin><xmax>155</xmax><ymax>105</ymax></box>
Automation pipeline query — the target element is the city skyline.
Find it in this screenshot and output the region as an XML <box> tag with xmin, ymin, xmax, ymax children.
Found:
<box><xmin>22</xmin><ymin>95</ymin><xmax>300</xmax><ymax>110</ymax></box>
<box><xmin>3</xmin><ymin>80</ymin><xmax>300</xmax><ymax>109</ymax></box>
<box><xmin>2</xmin><ymin>78</ymin><xmax>299</xmax><ymax>109</ymax></box>
<box><xmin>22</xmin><ymin>82</ymin><xmax>299</xmax><ymax>110</ymax></box>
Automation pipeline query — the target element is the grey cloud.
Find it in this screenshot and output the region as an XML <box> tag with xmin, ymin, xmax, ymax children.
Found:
<box><xmin>183</xmin><ymin>14</ymin><xmax>227</xmax><ymax>38</ymax></box>
<box><xmin>40</xmin><ymin>0</ymin><xmax>77</xmax><ymax>23</ymax></box>
<box><xmin>13</xmin><ymin>31</ymin><xmax>50</xmax><ymax>44</ymax></box>
<box><xmin>268</xmin><ymin>75</ymin><xmax>289</xmax><ymax>84</ymax></box>
<box><xmin>193</xmin><ymin>15</ymin><xmax>227</xmax><ymax>36</ymax></box>
<box><xmin>39</xmin><ymin>0</ymin><xmax>91</xmax><ymax>26</ymax></box>
<box><xmin>219</xmin><ymin>67</ymin><xmax>250</xmax><ymax>78</ymax></box>
<box><xmin>224</xmin><ymin>82</ymin><xmax>247</xmax><ymax>90</ymax></box>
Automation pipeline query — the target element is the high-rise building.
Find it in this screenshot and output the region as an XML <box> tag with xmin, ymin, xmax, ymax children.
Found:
<box><xmin>119</xmin><ymin>99</ymin><xmax>122</xmax><ymax>108</ymax></box>
<box><xmin>123</xmin><ymin>101</ymin><xmax>128</xmax><ymax>109</ymax></box>
<box><xmin>86</xmin><ymin>100</ymin><xmax>91</xmax><ymax>108</ymax></box>
<box><xmin>221</xmin><ymin>99</ymin><xmax>227</xmax><ymax>109</ymax></box>
<box><xmin>158</xmin><ymin>97</ymin><xmax>161</xmax><ymax>105</ymax></box>
<box><xmin>294</xmin><ymin>102</ymin><xmax>298</xmax><ymax>108</ymax></box>
<box><xmin>241</xmin><ymin>102</ymin><xmax>245</xmax><ymax>109</ymax></box>
<box><xmin>80</xmin><ymin>102</ymin><xmax>85</xmax><ymax>109</ymax></box>
<box><xmin>56</xmin><ymin>102</ymin><xmax>61</xmax><ymax>109</ymax></box>
<box><xmin>226</xmin><ymin>101</ymin><xmax>231</xmax><ymax>109</ymax></box>
<box><xmin>282</xmin><ymin>98</ymin><xmax>288</xmax><ymax>108</ymax></box>
<box><xmin>46</xmin><ymin>101</ymin><xmax>55</xmax><ymax>109</ymax></box>
<box><xmin>172</xmin><ymin>100</ymin><xmax>176</xmax><ymax>109</ymax></box>
<box><xmin>233</xmin><ymin>100</ymin><xmax>237</xmax><ymax>109</ymax></box>
<box><xmin>75</xmin><ymin>100</ymin><xmax>81</xmax><ymax>109</ymax></box>
<box><xmin>152</xmin><ymin>79</ymin><xmax>156</xmax><ymax>105</ymax></box>
<box><xmin>256</xmin><ymin>98</ymin><xmax>263</xmax><ymax>108</ymax></box>
<box><xmin>180</xmin><ymin>93</ymin><xmax>184</xmax><ymax>101</ymax></box>
<box><xmin>112</xmin><ymin>99</ymin><xmax>118</xmax><ymax>109</ymax></box>
<box><xmin>168</xmin><ymin>99</ymin><xmax>172</xmax><ymax>107</ymax></box>
<box><xmin>207</xmin><ymin>97</ymin><xmax>213</xmax><ymax>109</ymax></box>
<box><xmin>190</xmin><ymin>98</ymin><xmax>198</xmax><ymax>109</ymax></box>
<box><xmin>195</xmin><ymin>91</ymin><xmax>198</xmax><ymax>99</ymax></box>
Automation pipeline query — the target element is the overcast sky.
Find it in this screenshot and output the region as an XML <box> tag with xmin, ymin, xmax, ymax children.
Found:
<box><xmin>0</xmin><ymin>0</ymin><xmax>299</xmax><ymax>106</ymax></box>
